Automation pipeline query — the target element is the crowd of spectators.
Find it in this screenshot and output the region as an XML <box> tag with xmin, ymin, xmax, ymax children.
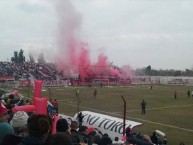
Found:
<box><xmin>0</xmin><ymin>90</ymin><xmax>171</xmax><ymax>145</ymax></box>
<box><xmin>0</xmin><ymin>61</ymin><xmax>65</xmax><ymax>82</ymax></box>
<box><xmin>0</xmin><ymin>61</ymin><xmax>130</xmax><ymax>86</ymax></box>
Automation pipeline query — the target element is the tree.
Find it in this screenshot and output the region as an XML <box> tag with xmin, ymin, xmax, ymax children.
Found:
<box><xmin>11</xmin><ymin>51</ymin><xmax>18</xmax><ymax>62</ymax></box>
<box><xmin>184</xmin><ymin>69</ymin><xmax>193</xmax><ymax>76</ymax></box>
<box><xmin>28</xmin><ymin>52</ymin><xmax>35</xmax><ymax>63</ymax></box>
<box><xmin>11</xmin><ymin>49</ymin><xmax>25</xmax><ymax>63</ymax></box>
<box><xmin>145</xmin><ymin>65</ymin><xmax>151</xmax><ymax>75</ymax></box>
<box><xmin>37</xmin><ymin>52</ymin><xmax>46</xmax><ymax>64</ymax></box>
<box><xmin>18</xmin><ymin>49</ymin><xmax>25</xmax><ymax>63</ymax></box>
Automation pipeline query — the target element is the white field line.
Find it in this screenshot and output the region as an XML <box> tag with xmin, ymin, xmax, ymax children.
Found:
<box><xmin>126</xmin><ymin>104</ymin><xmax>193</xmax><ymax>112</ymax></box>
<box><xmin>126</xmin><ymin>116</ymin><xmax>193</xmax><ymax>133</ymax></box>
<box><xmin>60</xmin><ymin>101</ymin><xmax>193</xmax><ymax>133</ymax></box>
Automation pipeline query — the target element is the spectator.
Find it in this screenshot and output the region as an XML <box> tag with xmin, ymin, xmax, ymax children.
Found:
<box><xmin>150</xmin><ymin>132</ymin><xmax>159</xmax><ymax>145</ymax></box>
<box><xmin>2</xmin><ymin>111</ymin><xmax>29</xmax><ymax>145</ymax></box>
<box><xmin>17</xmin><ymin>113</ymin><xmax>52</xmax><ymax>145</ymax></box>
<box><xmin>47</xmin><ymin>132</ymin><xmax>72</xmax><ymax>145</ymax></box>
<box><xmin>76</xmin><ymin>112</ymin><xmax>84</xmax><ymax>128</ymax></box>
<box><xmin>85</xmin><ymin>127</ymin><xmax>97</xmax><ymax>145</ymax></box>
<box><xmin>25</xmin><ymin>99</ymin><xmax>31</xmax><ymax>105</ymax></box>
<box><xmin>70</xmin><ymin>120</ymin><xmax>81</xmax><ymax>145</ymax></box>
<box><xmin>78</xmin><ymin>126</ymin><xmax>88</xmax><ymax>143</ymax></box>
<box><xmin>99</xmin><ymin>133</ymin><xmax>112</xmax><ymax>145</ymax></box>
<box><xmin>47</xmin><ymin>101</ymin><xmax>54</xmax><ymax>116</ymax></box>
<box><xmin>10</xmin><ymin>111</ymin><xmax>29</xmax><ymax>135</ymax></box>
<box><xmin>112</xmin><ymin>137</ymin><xmax>121</xmax><ymax>145</ymax></box>
<box><xmin>52</xmin><ymin>99</ymin><xmax>59</xmax><ymax>114</ymax></box>
<box><xmin>142</xmin><ymin>134</ymin><xmax>153</xmax><ymax>144</ymax></box>
<box><xmin>162</xmin><ymin>139</ymin><xmax>167</xmax><ymax>145</ymax></box>
<box><xmin>126</xmin><ymin>126</ymin><xmax>135</xmax><ymax>138</ymax></box>
<box><xmin>93</xmin><ymin>133</ymin><xmax>102</xmax><ymax>145</ymax></box>
<box><xmin>0</xmin><ymin>102</ymin><xmax>14</xmax><ymax>145</ymax></box>
<box><xmin>56</xmin><ymin>118</ymin><xmax>71</xmax><ymax>135</ymax></box>
<box><xmin>4</xmin><ymin>94</ymin><xmax>15</xmax><ymax>109</ymax></box>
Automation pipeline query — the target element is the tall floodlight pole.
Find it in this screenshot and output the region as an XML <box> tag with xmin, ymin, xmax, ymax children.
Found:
<box><xmin>121</xmin><ymin>95</ymin><xmax>126</xmax><ymax>136</ymax></box>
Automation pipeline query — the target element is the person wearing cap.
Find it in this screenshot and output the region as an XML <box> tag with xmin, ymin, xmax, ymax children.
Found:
<box><xmin>0</xmin><ymin>102</ymin><xmax>14</xmax><ymax>145</ymax></box>
<box><xmin>2</xmin><ymin>111</ymin><xmax>29</xmax><ymax>145</ymax></box>
<box><xmin>11</xmin><ymin>111</ymin><xmax>29</xmax><ymax>131</ymax></box>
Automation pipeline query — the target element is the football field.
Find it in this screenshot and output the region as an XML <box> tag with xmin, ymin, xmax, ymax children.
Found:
<box><xmin>20</xmin><ymin>84</ymin><xmax>193</xmax><ymax>145</ymax></box>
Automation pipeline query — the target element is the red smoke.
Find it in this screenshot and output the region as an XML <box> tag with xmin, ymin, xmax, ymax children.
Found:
<box><xmin>54</xmin><ymin>0</ymin><xmax>132</xmax><ymax>81</ymax></box>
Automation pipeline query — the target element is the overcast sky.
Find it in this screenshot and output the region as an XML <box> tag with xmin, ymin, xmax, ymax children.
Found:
<box><xmin>0</xmin><ymin>0</ymin><xmax>193</xmax><ymax>70</ymax></box>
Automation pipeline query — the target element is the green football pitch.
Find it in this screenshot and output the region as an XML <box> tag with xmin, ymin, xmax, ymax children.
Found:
<box><xmin>19</xmin><ymin>84</ymin><xmax>193</xmax><ymax>145</ymax></box>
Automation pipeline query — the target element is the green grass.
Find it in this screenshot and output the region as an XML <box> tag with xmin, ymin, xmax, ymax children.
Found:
<box><xmin>19</xmin><ymin>84</ymin><xmax>193</xmax><ymax>145</ymax></box>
